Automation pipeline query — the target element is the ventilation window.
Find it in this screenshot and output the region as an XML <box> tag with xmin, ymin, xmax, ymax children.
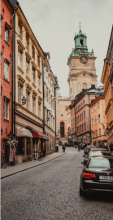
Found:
<box><xmin>80</xmin><ymin>39</ymin><xmax>83</xmax><ymax>46</ymax></box>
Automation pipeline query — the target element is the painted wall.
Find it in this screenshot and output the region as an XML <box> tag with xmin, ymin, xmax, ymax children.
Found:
<box><xmin>1</xmin><ymin>0</ymin><xmax>13</xmax><ymax>160</ymax></box>
<box><xmin>58</xmin><ymin>99</ymin><xmax>71</xmax><ymax>141</ymax></box>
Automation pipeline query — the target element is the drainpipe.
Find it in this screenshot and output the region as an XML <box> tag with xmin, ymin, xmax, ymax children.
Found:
<box><xmin>54</xmin><ymin>86</ymin><xmax>56</xmax><ymax>150</ymax></box>
<box><xmin>42</xmin><ymin>60</ymin><xmax>45</xmax><ymax>134</ymax></box>
<box><xmin>12</xmin><ymin>3</ymin><xmax>20</xmax><ymax>138</ymax></box>
<box><xmin>12</xmin><ymin>11</ymin><xmax>16</xmax><ymax>138</ymax></box>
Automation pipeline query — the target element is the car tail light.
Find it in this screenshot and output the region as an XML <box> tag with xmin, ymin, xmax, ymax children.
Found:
<box><xmin>86</xmin><ymin>148</ymin><xmax>87</xmax><ymax>151</ymax></box>
<box><xmin>83</xmin><ymin>172</ymin><xmax>96</xmax><ymax>179</ymax></box>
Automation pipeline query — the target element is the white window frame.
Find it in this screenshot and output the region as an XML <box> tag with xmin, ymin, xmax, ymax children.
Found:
<box><xmin>94</xmin><ymin>105</ymin><xmax>96</xmax><ymax>111</ymax></box>
<box><xmin>18</xmin><ymin>47</ymin><xmax>23</xmax><ymax>68</ymax></box>
<box><xmin>4</xmin><ymin>59</ymin><xmax>10</xmax><ymax>81</ymax></box>
<box><xmin>18</xmin><ymin>82</ymin><xmax>23</xmax><ymax>104</ymax></box>
<box><xmin>32</xmin><ymin>67</ymin><xmax>35</xmax><ymax>84</ymax></box>
<box><xmin>4</xmin><ymin>97</ymin><xmax>9</xmax><ymax>120</ymax></box>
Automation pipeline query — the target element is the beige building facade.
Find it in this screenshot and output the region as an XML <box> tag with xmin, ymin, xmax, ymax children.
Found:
<box><xmin>58</xmin><ymin>97</ymin><xmax>71</xmax><ymax>141</ymax></box>
<box><xmin>43</xmin><ymin>53</ymin><xmax>59</xmax><ymax>155</ymax></box>
<box><xmin>13</xmin><ymin>4</ymin><xmax>46</xmax><ymax>164</ymax></box>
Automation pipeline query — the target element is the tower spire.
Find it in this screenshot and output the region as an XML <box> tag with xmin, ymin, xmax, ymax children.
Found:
<box><xmin>78</xmin><ymin>22</ymin><xmax>82</xmax><ymax>32</ymax></box>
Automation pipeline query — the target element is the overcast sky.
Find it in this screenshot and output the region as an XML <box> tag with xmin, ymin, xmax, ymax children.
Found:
<box><xmin>19</xmin><ymin>0</ymin><xmax>113</xmax><ymax>96</ymax></box>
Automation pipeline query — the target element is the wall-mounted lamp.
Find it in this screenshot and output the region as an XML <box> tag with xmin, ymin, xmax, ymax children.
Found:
<box><xmin>22</xmin><ymin>96</ymin><xmax>26</xmax><ymax>105</ymax></box>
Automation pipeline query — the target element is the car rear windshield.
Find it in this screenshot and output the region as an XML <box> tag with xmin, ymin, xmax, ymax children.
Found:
<box><xmin>90</xmin><ymin>151</ymin><xmax>111</xmax><ymax>157</ymax></box>
<box><xmin>89</xmin><ymin>158</ymin><xmax>113</xmax><ymax>168</ymax></box>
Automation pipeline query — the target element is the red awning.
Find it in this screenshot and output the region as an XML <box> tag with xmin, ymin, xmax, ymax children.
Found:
<box><xmin>32</xmin><ymin>131</ymin><xmax>49</xmax><ymax>141</ymax></box>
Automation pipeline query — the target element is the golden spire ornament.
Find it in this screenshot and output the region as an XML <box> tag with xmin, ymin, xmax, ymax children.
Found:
<box><xmin>78</xmin><ymin>22</ymin><xmax>82</xmax><ymax>32</ymax></box>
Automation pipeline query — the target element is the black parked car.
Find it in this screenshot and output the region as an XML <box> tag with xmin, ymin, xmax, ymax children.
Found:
<box><xmin>84</xmin><ymin>145</ymin><xmax>98</xmax><ymax>155</ymax></box>
<box><xmin>83</xmin><ymin>150</ymin><xmax>111</xmax><ymax>166</ymax></box>
<box><xmin>80</xmin><ymin>155</ymin><xmax>113</xmax><ymax>196</ymax></box>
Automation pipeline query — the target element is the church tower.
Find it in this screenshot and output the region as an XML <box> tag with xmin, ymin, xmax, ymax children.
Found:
<box><xmin>67</xmin><ymin>23</ymin><xmax>97</xmax><ymax>99</ymax></box>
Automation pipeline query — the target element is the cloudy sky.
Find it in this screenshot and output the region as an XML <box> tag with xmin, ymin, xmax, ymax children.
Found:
<box><xmin>19</xmin><ymin>0</ymin><xmax>113</xmax><ymax>96</ymax></box>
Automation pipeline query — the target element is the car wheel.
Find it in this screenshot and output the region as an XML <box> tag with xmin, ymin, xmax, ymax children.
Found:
<box><xmin>79</xmin><ymin>187</ymin><xmax>85</xmax><ymax>196</ymax></box>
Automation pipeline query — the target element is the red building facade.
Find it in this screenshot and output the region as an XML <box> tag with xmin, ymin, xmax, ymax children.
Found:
<box><xmin>1</xmin><ymin>0</ymin><xmax>14</xmax><ymax>162</ymax></box>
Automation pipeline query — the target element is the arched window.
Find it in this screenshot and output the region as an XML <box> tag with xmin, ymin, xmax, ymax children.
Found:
<box><xmin>60</xmin><ymin>122</ymin><xmax>64</xmax><ymax>137</ymax></box>
<box><xmin>82</xmin><ymin>83</ymin><xmax>87</xmax><ymax>89</ymax></box>
<box><xmin>78</xmin><ymin>83</ymin><xmax>81</xmax><ymax>91</ymax></box>
<box><xmin>80</xmin><ymin>39</ymin><xmax>83</xmax><ymax>46</ymax></box>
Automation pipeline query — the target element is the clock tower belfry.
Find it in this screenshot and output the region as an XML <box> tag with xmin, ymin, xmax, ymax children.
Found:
<box><xmin>67</xmin><ymin>24</ymin><xmax>97</xmax><ymax>99</ymax></box>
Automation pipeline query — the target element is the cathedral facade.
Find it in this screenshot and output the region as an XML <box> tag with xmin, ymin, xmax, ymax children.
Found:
<box><xmin>58</xmin><ymin>26</ymin><xmax>98</xmax><ymax>141</ymax></box>
<box><xmin>67</xmin><ymin>28</ymin><xmax>97</xmax><ymax>99</ymax></box>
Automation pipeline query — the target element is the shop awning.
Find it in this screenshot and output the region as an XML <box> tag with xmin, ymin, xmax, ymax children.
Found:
<box><xmin>16</xmin><ymin>127</ymin><xmax>33</xmax><ymax>138</ymax></box>
<box><xmin>32</xmin><ymin>131</ymin><xmax>49</xmax><ymax>141</ymax></box>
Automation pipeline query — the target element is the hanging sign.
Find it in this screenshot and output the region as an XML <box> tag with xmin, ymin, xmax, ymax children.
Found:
<box><xmin>9</xmin><ymin>145</ymin><xmax>13</xmax><ymax>162</ymax></box>
<box><xmin>9</xmin><ymin>145</ymin><xmax>16</xmax><ymax>162</ymax></box>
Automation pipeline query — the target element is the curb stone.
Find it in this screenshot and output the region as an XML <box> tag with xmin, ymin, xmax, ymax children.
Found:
<box><xmin>1</xmin><ymin>153</ymin><xmax>65</xmax><ymax>180</ymax></box>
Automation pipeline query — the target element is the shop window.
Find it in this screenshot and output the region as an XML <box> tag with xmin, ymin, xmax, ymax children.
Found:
<box><xmin>18</xmin><ymin>46</ymin><xmax>23</xmax><ymax>68</ymax></box>
<box><xmin>4</xmin><ymin>97</ymin><xmax>9</xmax><ymax>120</ymax></box>
<box><xmin>18</xmin><ymin>82</ymin><xmax>23</xmax><ymax>104</ymax></box>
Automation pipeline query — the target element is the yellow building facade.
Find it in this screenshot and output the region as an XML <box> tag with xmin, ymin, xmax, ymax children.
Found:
<box><xmin>13</xmin><ymin>4</ymin><xmax>45</xmax><ymax>163</ymax></box>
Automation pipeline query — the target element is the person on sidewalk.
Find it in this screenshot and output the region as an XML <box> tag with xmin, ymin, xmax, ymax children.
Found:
<box><xmin>62</xmin><ymin>142</ymin><xmax>66</xmax><ymax>153</ymax></box>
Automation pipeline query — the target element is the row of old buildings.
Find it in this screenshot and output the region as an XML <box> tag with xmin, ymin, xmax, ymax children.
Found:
<box><xmin>1</xmin><ymin>0</ymin><xmax>59</xmax><ymax>165</ymax></box>
<box><xmin>58</xmin><ymin>25</ymin><xmax>113</xmax><ymax>149</ymax></box>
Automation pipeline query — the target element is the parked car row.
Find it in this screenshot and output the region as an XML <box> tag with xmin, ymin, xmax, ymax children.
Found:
<box><xmin>80</xmin><ymin>145</ymin><xmax>113</xmax><ymax>196</ymax></box>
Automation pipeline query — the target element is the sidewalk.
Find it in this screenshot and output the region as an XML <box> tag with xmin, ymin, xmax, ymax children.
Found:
<box><xmin>1</xmin><ymin>152</ymin><xmax>64</xmax><ymax>179</ymax></box>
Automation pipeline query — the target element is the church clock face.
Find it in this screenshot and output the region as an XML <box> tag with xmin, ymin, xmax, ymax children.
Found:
<box><xmin>80</xmin><ymin>55</ymin><xmax>88</xmax><ymax>64</ymax></box>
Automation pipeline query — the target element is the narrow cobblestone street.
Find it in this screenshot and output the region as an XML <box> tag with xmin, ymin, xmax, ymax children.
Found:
<box><xmin>1</xmin><ymin>147</ymin><xmax>113</xmax><ymax>220</ymax></box>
